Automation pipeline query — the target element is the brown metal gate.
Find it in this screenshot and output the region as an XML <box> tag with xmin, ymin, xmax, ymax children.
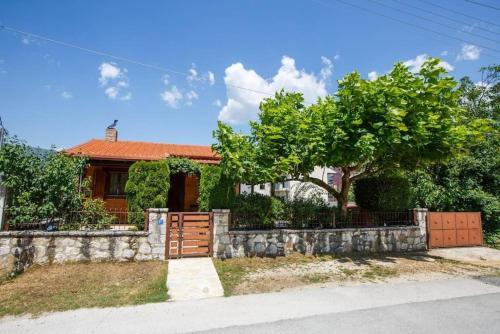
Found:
<box><xmin>166</xmin><ymin>212</ymin><xmax>213</xmax><ymax>258</ymax></box>
<box><xmin>427</xmin><ymin>212</ymin><xmax>483</xmax><ymax>248</ymax></box>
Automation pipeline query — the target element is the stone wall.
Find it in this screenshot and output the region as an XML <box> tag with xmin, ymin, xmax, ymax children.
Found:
<box><xmin>213</xmin><ymin>209</ymin><xmax>428</xmax><ymax>258</ymax></box>
<box><xmin>0</xmin><ymin>208</ymin><xmax>168</xmax><ymax>278</ymax></box>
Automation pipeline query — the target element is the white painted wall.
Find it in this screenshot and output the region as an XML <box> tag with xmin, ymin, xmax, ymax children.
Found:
<box><xmin>240</xmin><ymin>166</ymin><xmax>339</xmax><ymax>205</ymax></box>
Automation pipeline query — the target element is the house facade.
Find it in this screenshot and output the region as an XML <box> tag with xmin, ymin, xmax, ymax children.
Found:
<box><xmin>240</xmin><ymin>166</ymin><xmax>343</xmax><ymax>205</ymax></box>
<box><xmin>66</xmin><ymin>126</ymin><xmax>220</xmax><ymax>213</ymax></box>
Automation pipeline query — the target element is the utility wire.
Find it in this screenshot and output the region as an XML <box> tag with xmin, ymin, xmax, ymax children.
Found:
<box><xmin>367</xmin><ymin>0</ymin><xmax>500</xmax><ymax>44</ymax></box>
<box><xmin>391</xmin><ymin>0</ymin><xmax>500</xmax><ymax>36</ymax></box>
<box><xmin>312</xmin><ymin>0</ymin><xmax>500</xmax><ymax>56</ymax></box>
<box><xmin>465</xmin><ymin>0</ymin><xmax>500</xmax><ymax>11</ymax></box>
<box><xmin>0</xmin><ymin>24</ymin><xmax>276</xmax><ymax>98</ymax></box>
<box><xmin>417</xmin><ymin>0</ymin><xmax>500</xmax><ymax>29</ymax></box>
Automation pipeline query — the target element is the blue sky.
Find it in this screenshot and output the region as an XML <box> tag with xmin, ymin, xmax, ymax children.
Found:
<box><xmin>0</xmin><ymin>0</ymin><xmax>499</xmax><ymax>149</ymax></box>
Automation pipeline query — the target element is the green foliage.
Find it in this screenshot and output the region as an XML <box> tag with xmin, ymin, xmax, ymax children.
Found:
<box><xmin>283</xmin><ymin>197</ymin><xmax>333</xmax><ymax>218</ymax></box>
<box><xmin>214</xmin><ymin>58</ymin><xmax>470</xmax><ymax>212</ymax></box>
<box><xmin>167</xmin><ymin>157</ymin><xmax>200</xmax><ymax>175</ymax></box>
<box><xmin>354</xmin><ymin>175</ymin><xmax>411</xmax><ymax>211</ymax></box>
<box><xmin>230</xmin><ymin>193</ymin><xmax>284</xmax><ymax>226</ymax></box>
<box><xmin>125</xmin><ymin>160</ymin><xmax>170</xmax><ymax>229</ymax></box>
<box><xmin>0</xmin><ymin>137</ymin><xmax>88</xmax><ymax>226</ymax></box>
<box><xmin>60</xmin><ymin>198</ymin><xmax>116</xmax><ymax>230</ymax></box>
<box><xmin>198</xmin><ymin>165</ymin><xmax>236</xmax><ymax>211</ymax></box>
<box><xmin>408</xmin><ymin>65</ymin><xmax>499</xmax><ymax>241</ymax></box>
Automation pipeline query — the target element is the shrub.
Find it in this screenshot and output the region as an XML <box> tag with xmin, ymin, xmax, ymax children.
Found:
<box><xmin>354</xmin><ymin>175</ymin><xmax>411</xmax><ymax>211</ymax></box>
<box><xmin>125</xmin><ymin>160</ymin><xmax>170</xmax><ymax>229</ymax></box>
<box><xmin>59</xmin><ymin>198</ymin><xmax>116</xmax><ymax>230</ymax></box>
<box><xmin>231</xmin><ymin>193</ymin><xmax>284</xmax><ymax>226</ymax></box>
<box><xmin>0</xmin><ymin>137</ymin><xmax>88</xmax><ymax>227</ymax></box>
<box><xmin>198</xmin><ymin>165</ymin><xmax>236</xmax><ymax>211</ymax></box>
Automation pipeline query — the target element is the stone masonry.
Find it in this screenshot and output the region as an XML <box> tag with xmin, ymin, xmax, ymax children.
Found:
<box><xmin>0</xmin><ymin>208</ymin><xmax>168</xmax><ymax>278</ymax></box>
<box><xmin>213</xmin><ymin>209</ymin><xmax>428</xmax><ymax>258</ymax></box>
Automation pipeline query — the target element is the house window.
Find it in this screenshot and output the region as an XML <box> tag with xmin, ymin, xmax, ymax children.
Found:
<box><xmin>259</xmin><ymin>184</ymin><xmax>265</xmax><ymax>190</ymax></box>
<box><xmin>106</xmin><ymin>171</ymin><xmax>128</xmax><ymax>197</ymax></box>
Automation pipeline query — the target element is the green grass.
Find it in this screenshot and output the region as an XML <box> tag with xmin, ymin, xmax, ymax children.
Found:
<box><xmin>212</xmin><ymin>259</ymin><xmax>247</xmax><ymax>296</ymax></box>
<box><xmin>0</xmin><ymin>261</ymin><xmax>168</xmax><ymax>317</ymax></box>
<box><xmin>362</xmin><ymin>265</ymin><xmax>397</xmax><ymax>280</ymax></box>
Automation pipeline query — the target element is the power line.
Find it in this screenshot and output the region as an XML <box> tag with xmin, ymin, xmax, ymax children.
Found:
<box><xmin>367</xmin><ymin>0</ymin><xmax>500</xmax><ymax>44</ymax></box>
<box><xmin>311</xmin><ymin>0</ymin><xmax>500</xmax><ymax>56</ymax></box>
<box><xmin>417</xmin><ymin>0</ymin><xmax>500</xmax><ymax>29</ymax></box>
<box><xmin>0</xmin><ymin>24</ymin><xmax>276</xmax><ymax>98</ymax></box>
<box><xmin>391</xmin><ymin>0</ymin><xmax>500</xmax><ymax>36</ymax></box>
<box><xmin>465</xmin><ymin>0</ymin><xmax>500</xmax><ymax>11</ymax></box>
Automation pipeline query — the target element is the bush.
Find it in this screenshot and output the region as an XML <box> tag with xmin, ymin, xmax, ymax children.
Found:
<box><xmin>0</xmin><ymin>138</ymin><xmax>88</xmax><ymax>227</ymax></box>
<box><xmin>354</xmin><ymin>175</ymin><xmax>411</xmax><ymax>211</ymax></box>
<box><xmin>198</xmin><ymin>165</ymin><xmax>236</xmax><ymax>211</ymax></box>
<box><xmin>230</xmin><ymin>193</ymin><xmax>284</xmax><ymax>226</ymax></box>
<box><xmin>125</xmin><ymin>160</ymin><xmax>170</xmax><ymax>229</ymax></box>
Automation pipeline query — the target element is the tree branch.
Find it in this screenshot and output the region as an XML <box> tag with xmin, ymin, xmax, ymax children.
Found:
<box><xmin>303</xmin><ymin>175</ymin><xmax>340</xmax><ymax>198</ymax></box>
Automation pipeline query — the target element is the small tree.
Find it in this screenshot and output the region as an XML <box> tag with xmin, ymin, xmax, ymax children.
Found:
<box><xmin>0</xmin><ymin>137</ymin><xmax>87</xmax><ymax>225</ymax></box>
<box><xmin>125</xmin><ymin>160</ymin><xmax>170</xmax><ymax>228</ymax></box>
<box><xmin>214</xmin><ymin>58</ymin><xmax>475</xmax><ymax>216</ymax></box>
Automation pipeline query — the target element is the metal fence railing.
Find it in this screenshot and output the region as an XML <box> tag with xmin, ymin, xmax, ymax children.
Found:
<box><xmin>229</xmin><ymin>209</ymin><xmax>416</xmax><ymax>231</ymax></box>
<box><xmin>2</xmin><ymin>207</ymin><xmax>147</xmax><ymax>231</ymax></box>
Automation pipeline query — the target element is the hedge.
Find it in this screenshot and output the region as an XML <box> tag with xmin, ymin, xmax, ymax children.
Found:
<box><xmin>353</xmin><ymin>175</ymin><xmax>411</xmax><ymax>211</ymax></box>
<box><xmin>125</xmin><ymin>160</ymin><xmax>170</xmax><ymax>229</ymax></box>
<box><xmin>198</xmin><ymin>164</ymin><xmax>236</xmax><ymax>211</ymax></box>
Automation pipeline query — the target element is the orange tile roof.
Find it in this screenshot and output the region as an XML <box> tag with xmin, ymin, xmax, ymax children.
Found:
<box><xmin>65</xmin><ymin>139</ymin><xmax>220</xmax><ymax>164</ymax></box>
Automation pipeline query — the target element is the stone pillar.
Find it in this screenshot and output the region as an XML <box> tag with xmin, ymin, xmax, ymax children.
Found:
<box><xmin>212</xmin><ymin>209</ymin><xmax>230</xmax><ymax>258</ymax></box>
<box><xmin>147</xmin><ymin>208</ymin><xmax>168</xmax><ymax>260</ymax></box>
<box><xmin>414</xmin><ymin>208</ymin><xmax>428</xmax><ymax>250</ymax></box>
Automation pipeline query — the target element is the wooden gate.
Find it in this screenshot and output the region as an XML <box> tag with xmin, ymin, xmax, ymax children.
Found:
<box><xmin>166</xmin><ymin>212</ymin><xmax>213</xmax><ymax>258</ymax></box>
<box><xmin>427</xmin><ymin>212</ymin><xmax>483</xmax><ymax>248</ymax></box>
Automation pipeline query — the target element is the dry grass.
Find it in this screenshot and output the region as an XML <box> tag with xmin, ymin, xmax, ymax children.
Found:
<box><xmin>213</xmin><ymin>253</ymin><xmax>496</xmax><ymax>296</ymax></box>
<box><xmin>0</xmin><ymin>261</ymin><xmax>167</xmax><ymax>318</ymax></box>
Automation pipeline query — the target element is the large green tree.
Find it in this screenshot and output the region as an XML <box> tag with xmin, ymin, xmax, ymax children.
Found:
<box><xmin>214</xmin><ymin>58</ymin><xmax>477</xmax><ymax>216</ymax></box>
<box><xmin>409</xmin><ymin>65</ymin><xmax>499</xmax><ymax>240</ymax></box>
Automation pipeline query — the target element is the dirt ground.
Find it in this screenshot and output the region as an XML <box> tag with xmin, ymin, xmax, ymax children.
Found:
<box><xmin>0</xmin><ymin>261</ymin><xmax>167</xmax><ymax>318</ymax></box>
<box><xmin>213</xmin><ymin>252</ymin><xmax>499</xmax><ymax>296</ymax></box>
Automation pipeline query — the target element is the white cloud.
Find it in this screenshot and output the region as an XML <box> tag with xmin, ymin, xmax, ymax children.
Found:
<box><xmin>208</xmin><ymin>71</ymin><xmax>215</xmax><ymax>86</ymax></box>
<box><xmin>403</xmin><ymin>54</ymin><xmax>454</xmax><ymax>73</ymax></box>
<box><xmin>162</xmin><ymin>74</ymin><xmax>169</xmax><ymax>85</ymax></box>
<box><xmin>320</xmin><ymin>56</ymin><xmax>333</xmax><ymax>81</ymax></box>
<box><xmin>99</xmin><ymin>62</ymin><xmax>122</xmax><ymax>85</ymax></box>
<box><xmin>161</xmin><ymin>86</ymin><xmax>183</xmax><ymax>108</ymax></box>
<box><xmin>105</xmin><ymin>87</ymin><xmax>119</xmax><ymax>99</ymax></box>
<box><xmin>368</xmin><ymin>71</ymin><xmax>378</xmax><ymax>81</ymax></box>
<box><xmin>213</xmin><ymin>99</ymin><xmax>222</xmax><ymax>107</ymax></box>
<box><xmin>22</xmin><ymin>37</ymin><xmax>30</xmax><ymax>45</ymax></box>
<box><xmin>218</xmin><ymin>56</ymin><xmax>329</xmax><ymax>124</ymax></box>
<box><xmin>61</xmin><ymin>91</ymin><xmax>73</xmax><ymax>99</ymax></box>
<box><xmin>185</xmin><ymin>90</ymin><xmax>199</xmax><ymax>106</ymax></box>
<box><xmin>440</xmin><ymin>50</ymin><xmax>448</xmax><ymax>56</ymax></box>
<box><xmin>187</xmin><ymin>64</ymin><xmax>199</xmax><ymax>83</ymax></box>
<box><xmin>457</xmin><ymin>44</ymin><xmax>481</xmax><ymax>61</ymax></box>
<box><xmin>98</xmin><ymin>62</ymin><xmax>131</xmax><ymax>100</ymax></box>
<box><xmin>186</xmin><ymin>63</ymin><xmax>216</xmax><ymax>87</ymax></box>
<box><xmin>333</xmin><ymin>53</ymin><xmax>340</xmax><ymax>60</ymax></box>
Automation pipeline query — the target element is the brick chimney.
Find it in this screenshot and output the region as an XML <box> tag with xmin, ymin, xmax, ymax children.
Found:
<box><xmin>105</xmin><ymin>127</ymin><xmax>118</xmax><ymax>142</ymax></box>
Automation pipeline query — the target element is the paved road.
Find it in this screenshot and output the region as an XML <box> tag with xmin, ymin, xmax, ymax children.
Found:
<box><xmin>1</xmin><ymin>277</ymin><xmax>499</xmax><ymax>334</ymax></box>
<box><xmin>199</xmin><ymin>293</ymin><xmax>500</xmax><ymax>334</ymax></box>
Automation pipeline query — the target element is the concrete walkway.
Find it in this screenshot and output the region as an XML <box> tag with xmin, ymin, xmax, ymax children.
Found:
<box><xmin>1</xmin><ymin>277</ymin><xmax>498</xmax><ymax>334</ymax></box>
<box><xmin>166</xmin><ymin>257</ymin><xmax>224</xmax><ymax>301</ymax></box>
<box><xmin>429</xmin><ymin>247</ymin><xmax>500</xmax><ymax>266</ymax></box>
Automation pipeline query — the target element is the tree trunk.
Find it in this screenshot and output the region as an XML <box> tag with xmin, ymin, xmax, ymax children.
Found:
<box><xmin>250</xmin><ymin>184</ymin><xmax>254</xmax><ymax>194</ymax></box>
<box><xmin>270</xmin><ymin>183</ymin><xmax>275</xmax><ymax>197</ymax></box>
<box><xmin>338</xmin><ymin>168</ymin><xmax>352</xmax><ymax>220</ymax></box>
